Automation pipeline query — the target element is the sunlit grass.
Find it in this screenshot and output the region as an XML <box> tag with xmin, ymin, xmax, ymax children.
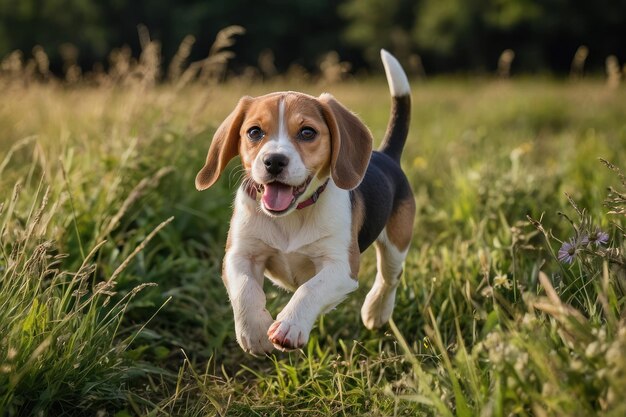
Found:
<box><xmin>1</xmin><ymin>44</ymin><xmax>626</xmax><ymax>415</ymax></box>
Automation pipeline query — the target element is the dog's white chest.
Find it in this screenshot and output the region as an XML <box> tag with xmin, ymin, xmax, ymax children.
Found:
<box><xmin>261</xmin><ymin>218</ymin><xmax>327</xmax><ymax>254</ymax></box>
<box><xmin>264</xmin><ymin>252</ymin><xmax>317</xmax><ymax>290</ymax></box>
<box><xmin>236</xmin><ymin>183</ymin><xmax>352</xmax><ymax>253</ymax></box>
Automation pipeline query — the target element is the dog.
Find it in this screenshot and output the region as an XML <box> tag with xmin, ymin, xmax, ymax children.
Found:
<box><xmin>195</xmin><ymin>50</ymin><xmax>414</xmax><ymax>355</ymax></box>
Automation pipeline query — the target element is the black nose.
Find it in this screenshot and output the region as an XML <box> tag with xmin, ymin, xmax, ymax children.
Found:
<box><xmin>263</xmin><ymin>153</ymin><xmax>289</xmax><ymax>176</ymax></box>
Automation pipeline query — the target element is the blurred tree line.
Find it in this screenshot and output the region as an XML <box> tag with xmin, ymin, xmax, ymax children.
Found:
<box><xmin>1</xmin><ymin>0</ymin><xmax>625</xmax><ymax>75</ymax></box>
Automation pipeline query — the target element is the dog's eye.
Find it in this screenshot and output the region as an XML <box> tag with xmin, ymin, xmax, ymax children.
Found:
<box><xmin>298</xmin><ymin>127</ymin><xmax>317</xmax><ymax>141</ymax></box>
<box><xmin>247</xmin><ymin>127</ymin><xmax>265</xmax><ymax>141</ymax></box>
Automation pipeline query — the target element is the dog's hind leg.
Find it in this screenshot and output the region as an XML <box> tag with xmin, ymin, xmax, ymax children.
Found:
<box><xmin>361</xmin><ymin>197</ymin><xmax>415</xmax><ymax>329</ymax></box>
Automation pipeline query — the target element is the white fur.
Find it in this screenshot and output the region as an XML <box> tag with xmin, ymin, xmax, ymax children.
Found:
<box><xmin>224</xmin><ymin>181</ymin><xmax>358</xmax><ymax>354</ymax></box>
<box><xmin>361</xmin><ymin>228</ymin><xmax>408</xmax><ymax>329</ymax></box>
<box><xmin>251</xmin><ymin>98</ymin><xmax>309</xmax><ymax>189</ymax></box>
<box><xmin>381</xmin><ymin>49</ymin><xmax>410</xmax><ymax>97</ymax></box>
<box><xmin>278</xmin><ymin>98</ymin><xmax>287</xmax><ymax>140</ymax></box>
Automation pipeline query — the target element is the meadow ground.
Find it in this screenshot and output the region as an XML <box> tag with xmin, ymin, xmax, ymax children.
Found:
<box><xmin>1</xmin><ymin>69</ymin><xmax>626</xmax><ymax>416</ymax></box>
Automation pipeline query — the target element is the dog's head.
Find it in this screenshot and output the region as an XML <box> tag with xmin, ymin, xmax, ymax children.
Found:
<box><xmin>195</xmin><ymin>92</ymin><xmax>373</xmax><ymax>216</ymax></box>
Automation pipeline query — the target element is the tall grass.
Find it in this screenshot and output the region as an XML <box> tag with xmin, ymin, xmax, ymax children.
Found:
<box><xmin>1</xmin><ymin>32</ymin><xmax>626</xmax><ymax>415</ymax></box>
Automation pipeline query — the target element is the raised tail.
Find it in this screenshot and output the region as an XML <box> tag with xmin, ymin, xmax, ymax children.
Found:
<box><xmin>379</xmin><ymin>49</ymin><xmax>411</xmax><ymax>163</ymax></box>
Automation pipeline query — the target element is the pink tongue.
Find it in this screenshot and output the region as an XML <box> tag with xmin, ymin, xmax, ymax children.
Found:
<box><xmin>262</xmin><ymin>182</ymin><xmax>294</xmax><ymax>211</ymax></box>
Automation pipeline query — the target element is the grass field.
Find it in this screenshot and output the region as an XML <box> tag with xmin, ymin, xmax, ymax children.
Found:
<box><xmin>1</xmin><ymin>56</ymin><xmax>626</xmax><ymax>416</ymax></box>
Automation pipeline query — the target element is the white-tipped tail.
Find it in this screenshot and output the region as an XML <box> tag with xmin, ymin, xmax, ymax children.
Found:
<box><xmin>381</xmin><ymin>49</ymin><xmax>410</xmax><ymax>97</ymax></box>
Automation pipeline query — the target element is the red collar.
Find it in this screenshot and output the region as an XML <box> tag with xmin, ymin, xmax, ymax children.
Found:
<box><xmin>244</xmin><ymin>179</ymin><xmax>329</xmax><ymax>210</ymax></box>
<box><xmin>296</xmin><ymin>179</ymin><xmax>329</xmax><ymax>209</ymax></box>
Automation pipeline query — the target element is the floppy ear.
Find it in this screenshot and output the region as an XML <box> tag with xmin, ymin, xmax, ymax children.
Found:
<box><xmin>195</xmin><ymin>96</ymin><xmax>251</xmax><ymax>191</ymax></box>
<box><xmin>319</xmin><ymin>93</ymin><xmax>373</xmax><ymax>190</ymax></box>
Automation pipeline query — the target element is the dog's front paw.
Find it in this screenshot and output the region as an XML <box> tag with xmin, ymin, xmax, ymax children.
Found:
<box><xmin>235</xmin><ymin>309</ymin><xmax>275</xmax><ymax>356</ymax></box>
<box><xmin>267</xmin><ymin>320</ymin><xmax>308</xmax><ymax>351</ymax></box>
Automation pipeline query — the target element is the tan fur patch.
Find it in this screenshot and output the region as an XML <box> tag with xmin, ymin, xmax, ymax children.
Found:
<box><xmin>318</xmin><ymin>94</ymin><xmax>373</xmax><ymax>190</ymax></box>
<box><xmin>349</xmin><ymin>191</ymin><xmax>366</xmax><ymax>279</ymax></box>
<box><xmin>284</xmin><ymin>95</ymin><xmax>332</xmax><ymax>180</ymax></box>
<box><xmin>237</xmin><ymin>95</ymin><xmax>282</xmax><ymax>171</ymax></box>
<box><xmin>385</xmin><ymin>196</ymin><xmax>416</xmax><ymax>252</ymax></box>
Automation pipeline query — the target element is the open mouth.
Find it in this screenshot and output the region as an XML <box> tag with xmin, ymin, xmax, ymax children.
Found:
<box><xmin>257</xmin><ymin>177</ymin><xmax>312</xmax><ymax>214</ymax></box>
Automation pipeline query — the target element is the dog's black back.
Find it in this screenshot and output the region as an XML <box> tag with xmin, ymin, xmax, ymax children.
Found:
<box><xmin>353</xmin><ymin>151</ymin><xmax>412</xmax><ymax>252</ymax></box>
<box><xmin>351</xmin><ymin>93</ymin><xmax>412</xmax><ymax>252</ymax></box>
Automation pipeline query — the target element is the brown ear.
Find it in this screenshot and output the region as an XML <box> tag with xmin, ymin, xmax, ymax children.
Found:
<box><xmin>319</xmin><ymin>93</ymin><xmax>373</xmax><ymax>190</ymax></box>
<box><xmin>195</xmin><ymin>96</ymin><xmax>251</xmax><ymax>190</ymax></box>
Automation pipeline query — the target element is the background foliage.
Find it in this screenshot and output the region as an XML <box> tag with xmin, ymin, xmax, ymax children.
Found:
<box><xmin>1</xmin><ymin>0</ymin><xmax>626</xmax><ymax>74</ymax></box>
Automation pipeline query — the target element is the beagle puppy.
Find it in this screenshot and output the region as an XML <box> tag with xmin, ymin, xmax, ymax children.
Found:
<box><xmin>195</xmin><ymin>50</ymin><xmax>414</xmax><ymax>355</ymax></box>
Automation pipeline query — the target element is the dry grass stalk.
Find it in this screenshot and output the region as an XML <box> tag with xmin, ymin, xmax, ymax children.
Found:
<box><xmin>531</xmin><ymin>271</ymin><xmax>591</xmax><ymax>346</ymax></box>
<box><xmin>168</xmin><ymin>35</ymin><xmax>196</xmax><ymax>82</ymax></box>
<box><xmin>497</xmin><ymin>49</ymin><xmax>515</xmax><ymax>78</ymax></box>
<box><xmin>175</xmin><ymin>60</ymin><xmax>203</xmax><ymax>88</ymax></box>
<box><xmin>599</xmin><ymin>158</ymin><xmax>626</xmax><ymax>187</ymax></box>
<box><xmin>108</xmin><ymin>46</ymin><xmax>134</xmax><ymax>85</ymax></box>
<box><xmin>0</xmin><ymin>135</ymin><xmax>37</xmax><ymax>178</ymax></box>
<box><xmin>173</xmin><ymin>25</ymin><xmax>245</xmax><ymax>88</ymax></box>
<box><xmin>1</xmin><ymin>50</ymin><xmax>23</xmax><ymax>74</ymax></box>
<box><xmin>1</xmin><ymin>182</ymin><xmax>23</xmax><ymax>244</ymax></box>
<box><xmin>197</xmin><ymin>25</ymin><xmax>246</xmax><ymax>84</ymax></box>
<box><xmin>32</xmin><ymin>45</ymin><xmax>51</xmax><ymax>81</ymax></box>
<box><xmin>319</xmin><ymin>51</ymin><xmax>351</xmax><ymax>84</ymax></box>
<box><xmin>137</xmin><ymin>24</ymin><xmax>151</xmax><ymax>51</ymax></box>
<box><xmin>101</xmin><ymin>166</ymin><xmax>174</xmax><ymax>238</ymax></box>
<box><xmin>108</xmin><ymin>216</ymin><xmax>174</xmax><ymax>284</ymax></box>
<box><xmin>606</xmin><ymin>55</ymin><xmax>621</xmax><ymax>89</ymax></box>
<box><xmin>26</xmin><ymin>186</ymin><xmax>50</xmax><ymax>240</ymax></box>
<box><xmin>23</xmin><ymin>58</ymin><xmax>37</xmax><ymax>81</ymax></box>
<box><xmin>59</xmin><ymin>43</ymin><xmax>81</xmax><ymax>83</ymax></box>
<box><xmin>0</xmin><ymin>50</ymin><xmax>24</xmax><ymax>86</ymax></box>
<box><xmin>137</xmin><ymin>25</ymin><xmax>161</xmax><ymax>86</ymax></box>
<box><xmin>286</xmin><ymin>63</ymin><xmax>310</xmax><ymax>82</ymax></box>
<box><xmin>570</xmin><ymin>45</ymin><xmax>589</xmax><ymax>80</ymax></box>
<box><xmin>258</xmin><ymin>49</ymin><xmax>277</xmax><ymax>78</ymax></box>
<box><xmin>137</xmin><ymin>40</ymin><xmax>161</xmax><ymax>87</ymax></box>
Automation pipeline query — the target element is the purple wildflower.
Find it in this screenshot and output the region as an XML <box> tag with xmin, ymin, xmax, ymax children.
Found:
<box><xmin>558</xmin><ymin>238</ymin><xmax>579</xmax><ymax>264</ymax></box>
<box><xmin>587</xmin><ymin>228</ymin><xmax>609</xmax><ymax>246</ymax></box>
